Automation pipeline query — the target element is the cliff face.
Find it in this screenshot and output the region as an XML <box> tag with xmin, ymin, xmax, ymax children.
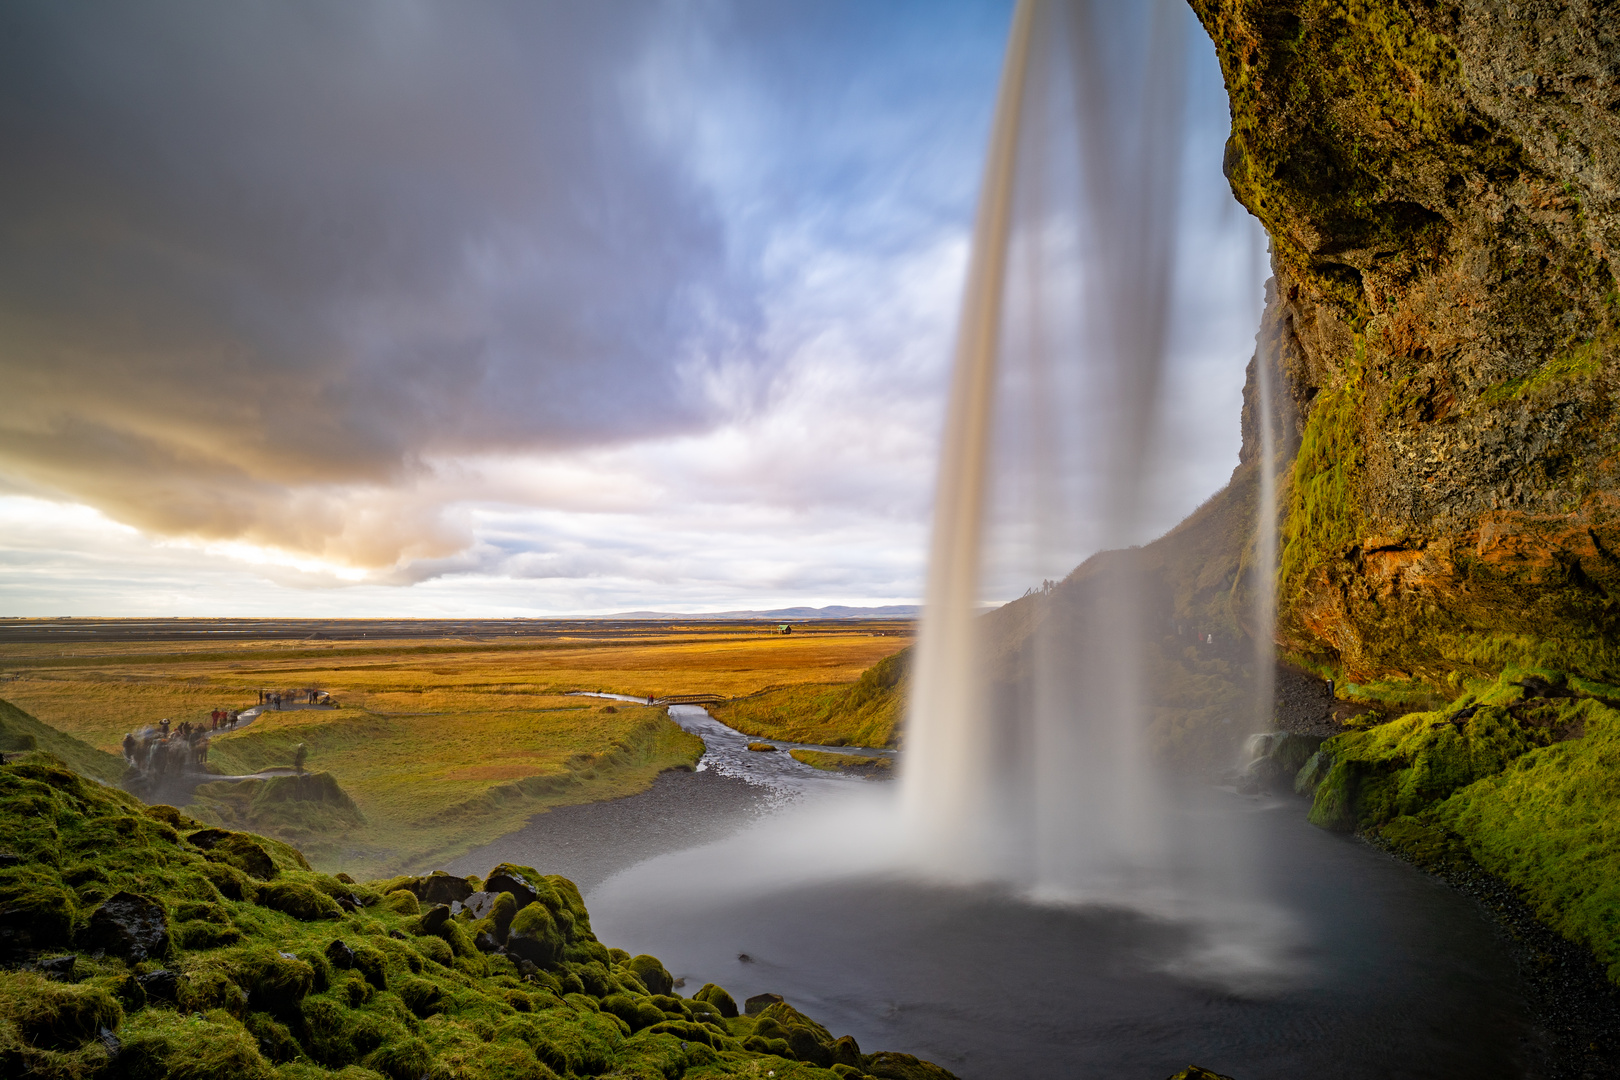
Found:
<box><xmin>1193</xmin><ymin>0</ymin><xmax>1620</xmax><ymax>685</ymax></box>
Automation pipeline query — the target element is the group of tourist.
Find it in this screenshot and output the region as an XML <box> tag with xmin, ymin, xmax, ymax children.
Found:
<box><xmin>122</xmin><ymin>722</ymin><xmax>209</xmax><ymax>777</ymax></box>
<box><xmin>255</xmin><ymin>688</ymin><xmax>327</xmax><ymax>709</ymax></box>
<box><xmin>120</xmin><ymin>706</ymin><xmax>250</xmax><ymax>778</ymax></box>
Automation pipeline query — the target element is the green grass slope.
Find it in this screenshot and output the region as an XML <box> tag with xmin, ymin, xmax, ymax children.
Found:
<box><xmin>710</xmin><ymin>650</ymin><xmax>909</xmax><ymax>749</ymax></box>
<box><xmin>0</xmin><ymin>698</ymin><xmax>126</xmax><ymax>786</ymax></box>
<box><xmin>0</xmin><ymin>752</ymin><xmax>957</xmax><ymax>1080</ymax></box>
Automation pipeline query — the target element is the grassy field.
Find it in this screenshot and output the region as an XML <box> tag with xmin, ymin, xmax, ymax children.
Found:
<box><xmin>0</xmin><ymin>624</ymin><xmax>910</xmax><ymax>876</ymax></box>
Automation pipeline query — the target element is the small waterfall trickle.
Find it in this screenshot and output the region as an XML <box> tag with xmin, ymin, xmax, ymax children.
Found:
<box><xmin>901</xmin><ymin>0</ymin><xmax>1197</xmax><ymax>893</ymax></box>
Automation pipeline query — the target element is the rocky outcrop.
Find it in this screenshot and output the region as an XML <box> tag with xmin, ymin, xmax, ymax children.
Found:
<box><xmin>1193</xmin><ymin>0</ymin><xmax>1620</xmax><ymax>685</ymax></box>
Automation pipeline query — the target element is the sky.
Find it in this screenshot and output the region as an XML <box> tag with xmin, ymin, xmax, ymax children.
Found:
<box><xmin>0</xmin><ymin>0</ymin><xmax>1263</xmax><ymax>617</ymax></box>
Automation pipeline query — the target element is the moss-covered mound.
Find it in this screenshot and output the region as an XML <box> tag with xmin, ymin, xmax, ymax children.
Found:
<box><xmin>189</xmin><ymin>773</ymin><xmax>365</xmax><ymax>845</ymax></box>
<box><xmin>1297</xmin><ymin>668</ymin><xmax>1620</xmax><ymax>983</ymax></box>
<box><xmin>0</xmin><ymin>752</ymin><xmax>957</xmax><ymax>1079</ymax></box>
<box><xmin>0</xmin><ymin>698</ymin><xmax>127</xmax><ymax>786</ymax></box>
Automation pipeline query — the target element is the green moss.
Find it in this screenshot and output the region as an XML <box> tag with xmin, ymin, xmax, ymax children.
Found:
<box><xmin>382</xmin><ymin>890</ymin><xmax>419</xmax><ymax>916</ymax></box>
<box><xmin>1479</xmin><ymin>334</ymin><xmax>1608</xmax><ymax>406</ymax></box>
<box><xmin>1280</xmin><ymin>349</ymin><xmax>1365</xmax><ymax>598</ymax></box>
<box><xmin>1307</xmin><ymin>687</ymin><xmax>1556</xmax><ymax>830</ymax></box>
<box><xmin>625</xmin><ymin>954</ymin><xmax>672</xmax><ymax>997</ymax></box>
<box><xmin>117</xmin><ymin>1009</ymin><xmax>275</xmax><ymax>1080</ymax></box>
<box><xmin>0</xmin><ymin>971</ymin><xmax>122</xmax><ymax>1050</ymax></box>
<box><xmin>259</xmin><ymin>881</ymin><xmax>344</xmax><ymax>922</ymax></box>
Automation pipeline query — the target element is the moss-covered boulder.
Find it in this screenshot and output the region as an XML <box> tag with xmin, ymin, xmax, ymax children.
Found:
<box><xmin>258</xmin><ymin>880</ymin><xmax>344</xmax><ymax>921</ymax></box>
<box><xmin>693</xmin><ymin>980</ymin><xmax>738</xmax><ymax>1018</ymax></box>
<box><xmin>625</xmin><ymin>953</ymin><xmax>672</xmax><ymax>997</ymax></box>
<box><xmin>186</xmin><ymin>829</ymin><xmax>278</xmax><ymax>881</ymax></box>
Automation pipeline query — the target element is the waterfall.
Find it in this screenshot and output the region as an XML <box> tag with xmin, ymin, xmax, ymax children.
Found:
<box><xmin>1252</xmin><ymin>239</ymin><xmax>1279</xmax><ymax>738</ymax></box>
<box><xmin>900</xmin><ymin>0</ymin><xmax>1195</xmax><ymax>892</ymax></box>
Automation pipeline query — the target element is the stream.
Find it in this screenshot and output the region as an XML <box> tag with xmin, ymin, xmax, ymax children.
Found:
<box><xmin>453</xmin><ymin>704</ymin><xmax>1542</xmax><ymax>1079</ymax></box>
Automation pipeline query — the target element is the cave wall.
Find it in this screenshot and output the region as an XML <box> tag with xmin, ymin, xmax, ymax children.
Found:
<box><xmin>1192</xmin><ymin>0</ymin><xmax>1620</xmax><ymax>683</ymax></box>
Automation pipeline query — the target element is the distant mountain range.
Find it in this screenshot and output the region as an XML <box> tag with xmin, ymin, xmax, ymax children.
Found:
<box><xmin>603</xmin><ymin>605</ymin><xmax>919</xmax><ymax>621</ymax></box>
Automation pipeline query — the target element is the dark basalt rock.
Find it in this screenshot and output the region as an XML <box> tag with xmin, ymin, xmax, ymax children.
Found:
<box><xmin>412</xmin><ymin>871</ymin><xmax>475</xmax><ymax>906</ymax></box>
<box><xmin>136</xmin><ymin>968</ymin><xmax>179</xmax><ymax>1002</ymax></box>
<box><xmin>744</xmin><ymin>992</ymin><xmax>784</xmax><ymax>1016</ymax></box>
<box><xmin>87</xmin><ymin>891</ymin><xmax>169</xmax><ymax>961</ymax></box>
<box><xmin>325</xmin><ymin>939</ymin><xmax>356</xmax><ymax>969</ymax></box>
<box><xmin>483</xmin><ymin>867</ymin><xmax>538</xmax><ymax>909</ymax></box>
<box><xmin>418</xmin><ymin>903</ymin><xmax>451</xmax><ymax>934</ymax></box>
<box><xmin>36</xmin><ymin>954</ymin><xmax>76</xmax><ymax>980</ymax></box>
<box><xmin>461</xmin><ymin>890</ymin><xmax>498</xmax><ymax>920</ymax></box>
<box><xmin>473</xmin><ymin>930</ymin><xmax>499</xmax><ymax>954</ymax></box>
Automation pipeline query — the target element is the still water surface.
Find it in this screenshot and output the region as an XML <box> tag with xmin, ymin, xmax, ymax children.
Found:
<box><xmin>467</xmin><ymin>704</ymin><xmax>1535</xmax><ymax>1079</ymax></box>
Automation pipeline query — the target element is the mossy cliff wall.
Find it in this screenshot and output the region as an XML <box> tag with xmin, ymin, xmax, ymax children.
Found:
<box><xmin>1191</xmin><ymin>0</ymin><xmax>1620</xmax><ymax>685</ymax></box>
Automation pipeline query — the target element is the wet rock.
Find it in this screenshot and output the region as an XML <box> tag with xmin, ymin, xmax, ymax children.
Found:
<box><xmin>137</xmin><ymin>968</ymin><xmax>179</xmax><ymax>1003</ymax></box>
<box><xmin>87</xmin><ymin>891</ymin><xmax>169</xmax><ymax>962</ymax></box>
<box><xmin>98</xmin><ymin>1026</ymin><xmax>121</xmax><ymax>1060</ymax></box>
<box><xmin>473</xmin><ymin>931</ymin><xmax>499</xmax><ymax>954</ymax></box>
<box><xmin>0</xmin><ymin>852</ymin><xmax>20</xmax><ymax>867</ymax></box>
<box><xmin>744</xmin><ymin>992</ymin><xmax>784</xmax><ymax>1016</ymax></box>
<box><xmin>35</xmin><ymin>954</ymin><xmax>76</xmax><ymax>980</ymax></box>
<box><xmin>1239</xmin><ymin>732</ymin><xmax>1325</xmax><ymax>794</ymax></box>
<box><xmin>864</xmin><ymin>1050</ymin><xmax>960</xmax><ymax>1080</ymax></box>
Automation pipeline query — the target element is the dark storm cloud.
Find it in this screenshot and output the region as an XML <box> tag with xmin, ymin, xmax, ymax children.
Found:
<box><xmin>0</xmin><ymin>0</ymin><xmax>756</xmax><ymax>561</ymax></box>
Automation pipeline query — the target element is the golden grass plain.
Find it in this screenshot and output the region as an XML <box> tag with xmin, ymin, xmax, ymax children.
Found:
<box><xmin>0</xmin><ymin>623</ymin><xmax>911</xmax><ymax>876</ymax></box>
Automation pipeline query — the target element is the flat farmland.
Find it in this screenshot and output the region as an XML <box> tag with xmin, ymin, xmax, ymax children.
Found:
<box><xmin>0</xmin><ymin>620</ymin><xmax>911</xmax><ymax>875</ymax></box>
